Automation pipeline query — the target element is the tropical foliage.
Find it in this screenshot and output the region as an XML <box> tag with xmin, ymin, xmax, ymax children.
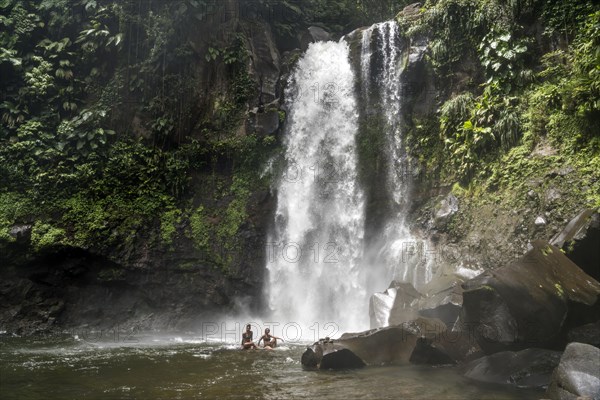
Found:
<box><xmin>400</xmin><ymin>0</ymin><xmax>599</xmax><ymax>189</ymax></box>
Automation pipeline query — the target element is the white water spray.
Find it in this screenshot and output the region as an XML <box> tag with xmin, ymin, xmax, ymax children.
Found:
<box><xmin>266</xmin><ymin>40</ymin><xmax>366</xmax><ymax>335</ymax></box>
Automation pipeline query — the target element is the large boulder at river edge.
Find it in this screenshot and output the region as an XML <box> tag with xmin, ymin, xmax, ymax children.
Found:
<box><xmin>339</xmin><ymin>317</ymin><xmax>481</xmax><ymax>365</ymax></box>
<box><xmin>338</xmin><ymin>317</ymin><xmax>445</xmax><ymax>365</ymax></box>
<box><xmin>301</xmin><ymin>317</ymin><xmax>483</xmax><ymax>368</ymax></box>
<box><xmin>460</xmin><ymin>240</ymin><xmax>600</xmax><ymax>354</ymax></box>
<box><xmin>546</xmin><ymin>342</ymin><xmax>600</xmax><ymax>400</ymax></box>
<box><xmin>417</xmin><ymin>274</ymin><xmax>464</xmax><ymax>328</ymax></box>
<box><xmin>567</xmin><ymin>321</ymin><xmax>600</xmax><ymax>348</ymax></box>
<box><xmin>370</xmin><ymin>276</ymin><xmax>463</xmax><ymax>330</ymax></box>
<box><xmin>463</xmin><ymin>348</ymin><xmax>562</xmax><ymax>389</ymax></box>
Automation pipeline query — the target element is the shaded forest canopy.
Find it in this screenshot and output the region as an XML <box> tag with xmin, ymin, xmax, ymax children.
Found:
<box><xmin>0</xmin><ymin>0</ymin><xmax>598</xmax><ymax>270</ymax></box>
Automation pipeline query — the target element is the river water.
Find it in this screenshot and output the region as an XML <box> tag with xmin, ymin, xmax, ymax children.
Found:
<box><xmin>0</xmin><ymin>333</ymin><xmax>542</xmax><ymax>399</ymax></box>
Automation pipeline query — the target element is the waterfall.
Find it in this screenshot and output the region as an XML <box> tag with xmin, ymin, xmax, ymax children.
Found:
<box><xmin>360</xmin><ymin>26</ymin><xmax>374</xmax><ymax>98</ymax></box>
<box><xmin>361</xmin><ymin>21</ymin><xmax>433</xmax><ymax>290</ymax></box>
<box><xmin>264</xmin><ymin>22</ymin><xmax>433</xmax><ymax>336</ymax></box>
<box><xmin>265</xmin><ymin>40</ymin><xmax>366</xmax><ymax>335</ymax></box>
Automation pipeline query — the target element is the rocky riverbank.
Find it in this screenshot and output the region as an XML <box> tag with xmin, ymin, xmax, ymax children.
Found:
<box><xmin>302</xmin><ymin>209</ymin><xmax>600</xmax><ymax>399</ymax></box>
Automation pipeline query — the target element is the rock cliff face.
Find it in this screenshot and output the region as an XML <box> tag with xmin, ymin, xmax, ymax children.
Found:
<box><xmin>0</xmin><ymin>3</ymin><xmax>291</xmax><ymax>335</ymax></box>
<box><xmin>0</xmin><ymin>189</ymin><xmax>274</xmax><ymax>334</ymax></box>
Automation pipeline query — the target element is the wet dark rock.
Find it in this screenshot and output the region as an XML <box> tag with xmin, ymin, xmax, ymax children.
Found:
<box><xmin>567</xmin><ymin>321</ymin><xmax>600</xmax><ymax>348</ymax></box>
<box><xmin>369</xmin><ymin>281</ymin><xmax>421</xmax><ymax>328</ymax></box>
<box><xmin>461</xmin><ymin>240</ymin><xmax>600</xmax><ymax>354</ymax></box>
<box><xmin>409</xmin><ymin>336</ymin><xmax>456</xmax><ymax>365</ymax></box>
<box><xmin>247</xmin><ymin>101</ymin><xmax>280</xmax><ymax>137</ymax></box>
<box><xmin>337</xmin><ymin>317</ymin><xmax>470</xmax><ymax>365</ymax></box>
<box><xmin>300</xmin><ymin>347</ymin><xmax>321</xmax><ymax>368</ymax></box>
<box><xmin>388</xmin><ymin>282</ymin><xmax>422</xmax><ymax>326</ymax></box>
<box><xmin>433</xmin><ymin>193</ymin><xmax>459</xmax><ymax>230</ymax></box>
<box><xmin>463</xmin><ymin>348</ymin><xmax>562</xmax><ymax>389</ymax></box>
<box><xmin>320</xmin><ymin>348</ymin><xmax>366</xmax><ymax>370</ymax></box>
<box><xmin>301</xmin><ymin>341</ymin><xmax>365</xmax><ymax>370</ymax></box>
<box><xmin>371</xmin><ymin>276</ymin><xmax>464</xmax><ymax>330</ymax></box>
<box><xmin>551</xmin><ymin>209</ymin><xmax>600</xmax><ymax>281</ymax></box>
<box><xmin>247</xmin><ymin>23</ymin><xmax>281</xmax><ymax>104</ymax></box>
<box><xmin>299</xmin><ymin>26</ymin><xmax>331</xmax><ymax>51</ymax></box>
<box><xmin>417</xmin><ymin>276</ymin><xmax>464</xmax><ymax>329</ymax></box>
<box><xmin>546</xmin><ymin>342</ymin><xmax>600</xmax><ymax>400</ymax></box>
<box><xmin>338</xmin><ymin>318</ymin><xmax>438</xmax><ymax>365</ymax></box>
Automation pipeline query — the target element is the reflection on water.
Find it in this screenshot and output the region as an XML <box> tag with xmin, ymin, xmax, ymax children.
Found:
<box><xmin>0</xmin><ymin>334</ymin><xmax>541</xmax><ymax>399</ymax></box>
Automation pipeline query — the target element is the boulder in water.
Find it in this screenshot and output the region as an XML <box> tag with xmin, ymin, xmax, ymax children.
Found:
<box><xmin>567</xmin><ymin>321</ymin><xmax>600</xmax><ymax>348</ymax></box>
<box><xmin>338</xmin><ymin>317</ymin><xmax>470</xmax><ymax>365</ymax></box>
<box><xmin>460</xmin><ymin>240</ymin><xmax>600</xmax><ymax>354</ymax></box>
<box><xmin>304</xmin><ymin>316</ymin><xmax>481</xmax><ymax>367</ymax></box>
<box><xmin>300</xmin><ymin>340</ymin><xmax>365</xmax><ymax>370</ymax></box>
<box><xmin>338</xmin><ymin>318</ymin><xmax>435</xmax><ymax>365</ymax></box>
<box><xmin>546</xmin><ymin>342</ymin><xmax>600</xmax><ymax>399</ymax></box>
<box><xmin>463</xmin><ymin>348</ymin><xmax>562</xmax><ymax>389</ymax></box>
<box><xmin>320</xmin><ymin>348</ymin><xmax>366</xmax><ymax>370</ymax></box>
<box><xmin>409</xmin><ymin>336</ymin><xmax>456</xmax><ymax>365</ymax></box>
<box><xmin>300</xmin><ymin>346</ymin><xmax>322</xmax><ymax>368</ymax></box>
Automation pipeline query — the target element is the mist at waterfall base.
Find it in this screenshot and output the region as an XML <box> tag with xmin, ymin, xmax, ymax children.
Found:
<box><xmin>261</xmin><ymin>22</ymin><xmax>436</xmax><ymax>337</ymax></box>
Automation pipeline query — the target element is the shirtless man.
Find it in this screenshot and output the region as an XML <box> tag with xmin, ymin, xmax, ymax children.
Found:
<box><xmin>257</xmin><ymin>328</ymin><xmax>284</xmax><ymax>350</ymax></box>
<box><xmin>241</xmin><ymin>324</ymin><xmax>258</xmax><ymax>350</ymax></box>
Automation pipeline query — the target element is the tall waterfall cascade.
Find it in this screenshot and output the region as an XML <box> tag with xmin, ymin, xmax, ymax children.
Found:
<box><xmin>266</xmin><ymin>21</ymin><xmax>434</xmax><ymax>335</ymax></box>
<box><xmin>266</xmin><ymin>40</ymin><xmax>367</xmax><ymax>335</ymax></box>
<box><xmin>361</xmin><ymin>21</ymin><xmax>433</xmax><ymax>289</ymax></box>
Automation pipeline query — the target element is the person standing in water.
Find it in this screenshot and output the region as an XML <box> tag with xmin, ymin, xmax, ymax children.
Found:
<box><xmin>241</xmin><ymin>324</ymin><xmax>258</xmax><ymax>350</ymax></box>
<box><xmin>257</xmin><ymin>328</ymin><xmax>284</xmax><ymax>350</ymax></box>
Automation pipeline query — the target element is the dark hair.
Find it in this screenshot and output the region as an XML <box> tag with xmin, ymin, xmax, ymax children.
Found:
<box><xmin>246</xmin><ymin>324</ymin><xmax>251</xmax><ymax>329</ymax></box>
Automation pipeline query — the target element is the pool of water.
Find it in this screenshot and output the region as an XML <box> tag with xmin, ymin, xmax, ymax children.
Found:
<box><xmin>0</xmin><ymin>334</ymin><xmax>543</xmax><ymax>399</ymax></box>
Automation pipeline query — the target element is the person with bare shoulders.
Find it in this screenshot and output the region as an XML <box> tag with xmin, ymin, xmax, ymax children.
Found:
<box><xmin>257</xmin><ymin>328</ymin><xmax>284</xmax><ymax>350</ymax></box>
<box><xmin>241</xmin><ymin>324</ymin><xmax>258</xmax><ymax>350</ymax></box>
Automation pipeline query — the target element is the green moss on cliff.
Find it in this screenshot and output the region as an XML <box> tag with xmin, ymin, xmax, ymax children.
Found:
<box><xmin>30</xmin><ymin>222</ymin><xmax>66</xmax><ymax>251</ymax></box>
<box><xmin>189</xmin><ymin>205</ymin><xmax>210</xmax><ymax>251</ymax></box>
<box><xmin>160</xmin><ymin>208</ymin><xmax>182</xmax><ymax>246</ymax></box>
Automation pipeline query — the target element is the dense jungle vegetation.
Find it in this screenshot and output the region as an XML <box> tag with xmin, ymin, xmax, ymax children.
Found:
<box><xmin>402</xmin><ymin>0</ymin><xmax>600</xmax><ymax>213</ymax></box>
